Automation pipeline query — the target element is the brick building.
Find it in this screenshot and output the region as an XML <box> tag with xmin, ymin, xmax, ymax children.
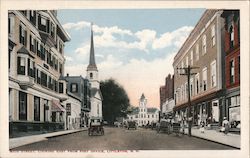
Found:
<box><xmin>159</xmin><ymin>74</ymin><xmax>174</xmax><ymax>116</ymax></box>
<box><xmin>221</xmin><ymin>10</ymin><xmax>240</xmax><ymax>129</ymax></box>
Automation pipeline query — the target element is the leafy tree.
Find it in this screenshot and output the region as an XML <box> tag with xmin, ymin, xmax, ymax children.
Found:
<box><xmin>100</xmin><ymin>79</ymin><xmax>130</xmax><ymax>124</ymax></box>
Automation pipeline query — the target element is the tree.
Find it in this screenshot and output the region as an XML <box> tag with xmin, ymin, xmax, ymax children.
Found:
<box><xmin>100</xmin><ymin>79</ymin><xmax>130</xmax><ymax>125</ymax></box>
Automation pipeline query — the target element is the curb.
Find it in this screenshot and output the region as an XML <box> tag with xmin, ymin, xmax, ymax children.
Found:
<box><xmin>185</xmin><ymin>133</ymin><xmax>240</xmax><ymax>149</ymax></box>
<box><xmin>10</xmin><ymin>128</ymin><xmax>88</xmax><ymax>150</ymax></box>
<box><xmin>46</xmin><ymin>128</ymin><xmax>87</xmax><ymax>138</ymax></box>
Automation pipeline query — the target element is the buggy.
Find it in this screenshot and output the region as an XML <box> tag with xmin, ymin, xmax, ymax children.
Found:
<box><xmin>172</xmin><ymin>122</ymin><xmax>181</xmax><ymax>136</ymax></box>
<box><xmin>88</xmin><ymin>117</ymin><xmax>104</xmax><ymax>136</ymax></box>
<box><xmin>156</xmin><ymin>119</ymin><xmax>171</xmax><ymax>134</ymax></box>
<box><xmin>127</xmin><ymin>121</ymin><xmax>137</xmax><ymax>130</ymax></box>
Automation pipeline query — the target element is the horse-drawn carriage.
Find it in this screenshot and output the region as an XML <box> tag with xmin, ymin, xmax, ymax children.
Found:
<box><xmin>156</xmin><ymin>119</ymin><xmax>171</xmax><ymax>134</ymax></box>
<box><xmin>88</xmin><ymin>117</ymin><xmax>104</xmax><ymax>136</ymax></box>
<box><xmin>156</xmin><ymin>119</ymin><xmax>181</xmax><ymax>135</ymax></box>
<box><xmin>127</xmin><ymin>121</ymin><xmax>137</xmax><ymax>130</ymax></box>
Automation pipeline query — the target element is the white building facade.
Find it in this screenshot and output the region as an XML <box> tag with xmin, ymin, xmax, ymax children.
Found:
<box><xmin>127</xmin><ymin>94</ymin><xmax>159</xmax><ymax>126</ymax></box>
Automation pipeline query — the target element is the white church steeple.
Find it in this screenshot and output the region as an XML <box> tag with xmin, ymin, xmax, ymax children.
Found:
<box><xmin>87</xmin><ymin>23</ymin><xmax>99</xmax><ymax>89</ymax></box>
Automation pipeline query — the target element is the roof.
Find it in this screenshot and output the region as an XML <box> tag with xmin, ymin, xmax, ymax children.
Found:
<box><xmin>17</xmin><ymin>46</ymin><xmax>34</xmax><ymax>58</ymax></box>
<box><xmin>130</xmin><ymin>107</ymin><xmax>139</xmax><ymax>115</ymax></box>
<box><xmin>140</xmin><ymin>93</ymin><xmax>145</xmax><ymax>101</ymax></box>
<box><xmin>87</xmin><ymin>24</ymin><xmax>97</xmax><ymax>71</ymax></box>
<box><xmin>91</xmin><ymin>88</ymin><xmax>103</xmax><ymax>100</ymax></box>
<box><xmin>147</xmin><ymin>108</ymin><xmax>158</xmax><ymax>113</ymax></box>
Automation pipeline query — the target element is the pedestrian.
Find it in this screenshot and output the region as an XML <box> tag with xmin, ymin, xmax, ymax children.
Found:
<box><xmin>181</xmin><ymin>118</ymin><xmax>185</xmax><ymax>135</ymax></box>
<box><xmin>200</xmin><ymin>120</ymin><xmax>205</xmax><ymax>133</ymax></box>
<box><xmin>222</xmin><ymin>117</ymin><xmax>230</xmax><ymax>135</ymax></box>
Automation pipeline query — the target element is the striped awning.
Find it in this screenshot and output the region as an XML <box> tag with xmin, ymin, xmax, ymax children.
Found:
<box><xmin>51</xmin><ymin>99</ymin><xmax>65</xmax><ymax>112</ymax></box>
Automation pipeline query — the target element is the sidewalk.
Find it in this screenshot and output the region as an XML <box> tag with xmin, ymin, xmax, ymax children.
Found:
<box><xmin>9</xmin><ymin>128</ymin><xmax>87</xmax><ymax>149</ymax></box>
<box><xmin>184</xmin><ymin>127</ymin><xmax>240</xmax><ymax>149</ymax></box>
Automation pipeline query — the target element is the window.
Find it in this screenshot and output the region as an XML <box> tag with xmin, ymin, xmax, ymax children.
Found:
<box><xmin>41</xmin><ymin>17</ymin><xmax>46</xmax><ymax>26</ymax></box>
<box><xmin>8</xmin><ymin>17</ymin><xmax>14</xmax><ymax>34</ymax></box>
<box><xmin>211</xmin><ymin>24</ymin><xmax>216</xmax><ymax>46</ymax></box>
<box><xmin>34</xmin><ymin>96</ymin><xmax>40</xmax><ymax>121</ymax></box>
<box><xmin>190</xmin><ymin>78</ymin><xmax>193</xmax><ymax>96</ymax></box>
<box><xmin>41</xmin><ymin>46</ymin><xmax>46</xmax><ymax>61</ymax></box>
<box><xmin>90</xmin><ymin>73</ymin><xmax>93</xmax><ymax>79</ymax></box>
<box><xmin>71</xmin><ymin>83</ymin><xmax>78</xmax><ymax>93</ymax></box>
<box><xmin>30</xmin><ymin>35</ymin><xmax>36</xmax><ymax>53</ymax></box>
<box><xmin>19</xmin><ymin>24</ymin><xmax>27</xmax><ymax>46</ymax></box>
<box><xmin>230</xmin><ymin>59</ymin><xmax>235</xmax><ymax>84</ymax></box>
<box><xmin>41</xmin><ymin>71</ymin><xmax>47</xmax><ymax>87</ymax></box>
<box><xmin>59</xmin><ymin>63</ymin><xmax>63</xmax><ymax>74</ymax></box>
<box><xmin>19</xmin><ymin>91</ymin><xmax>27</xmax><ymax>120</ymax></box>
<box><xmin>28</xmin><ymin>58</ymin><xmax>34</xmax><ymax>77</ymax></box>
<box><xmin>17</xmin><ymin>57</ymin><xmax>25</xmax><ymax>75</ymax></box>
<box><xmin>190</xmin><ymin>50</ymin><xmax>193</xmax><ymax>66</ymax></box>
<box><xmin>59</xmin><ymin>82</ymin><xmax>64</xmax><ymax>93</ymax></box>
<box><xmin>202</xmin><ymin>35</ymin><xmax>207</xmax><ymax>54</ymax></box>
<box><xmin>148</xmin><ymin>115</ymin><xmax>150</xmax><ymax>118</ymax></box>
<box><xmin>211</xmin><ymin>60</ymin><xmax>217</xmax><ymax>87</ymax></box>
<box><xmin>37</xmin><ymin>41</ymin><xmax>41</xmax><ymax>57</ymax></box>
<box><xmin>152</xmin><ymin>114</ymin><xmax>154</xmax><ymax>118</ymax></box>
<box><xmin>195</xmin><ymin>73</ymin><xmax>200</xmax><ymax>94</ymax></box>
<box><xmin>229</xmin><ymin>24</ymin><xmax>234</xmax><ymax>49</ymax></box>
<box><xmin>202</xmin><ymin>67</ymin><xmax>207</xmax><ymax>91</ymax></box>
<box><xmin>196</xmin><ymin>44</ymin><xmax>199</xmax><ymax>61</ymax></box>
<box><xmin>36</xmin><ymin>69</ymin><xmax>40</xmax><ymax>84</ymax></box>
<box><xmin>51</xmin><ymin>23</ymin><xmax>55</xmax><ymax>38</ymax></box>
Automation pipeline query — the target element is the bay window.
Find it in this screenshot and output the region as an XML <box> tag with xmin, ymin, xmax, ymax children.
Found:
<box><xmin>17</xmin><ymin>57</ymin><xmax>26</xmax><ymax>75</ymax></box>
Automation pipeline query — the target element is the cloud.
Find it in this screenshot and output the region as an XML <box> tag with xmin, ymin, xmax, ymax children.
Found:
<box><xmin>75</xmin><ymin>42</ymin><xmax>90</xmax><ymax>56</ymax></box>
<box><xmin>99</xmin><ymin>54</ymin><xmax>123</xmax><ymax>70</ymax></box>
<box><xmin>152</xmin><ymin>26</ymin><xmax>193</xmax><ymax>49</ymax></box>
<box><xmin>93</xmin><ymin>25</ymin><xmax>133</xmax><ymax>36</ymax></box>
<box><xmin>64</xmin><ymin>64</ymin><xmax>87</xmax><ymax>77</ymax></box>
<box><xmin>64</xmin><ymin>20</ymin><xmax>193</xmax><ymax>53</ymax></box>
<box><xmin>64</xmin><ymin>55</ymin><xmax>73</xmax><ymax>62</ymax></box>
<box><xmin>63</xmin><ymin>21</ymin><xmax>90</xmax><ymax>30</ymax></box>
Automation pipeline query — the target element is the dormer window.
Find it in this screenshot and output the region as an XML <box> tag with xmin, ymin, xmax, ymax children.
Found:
<box><xmin>71</xmin><ymin>83</ymin><xmax>78</xmax><ymax>93</ymax></box>
<box><xmin>90</xmin><ymin>73</ymin><xmax>93</xmax><ymax>79</ymax></box>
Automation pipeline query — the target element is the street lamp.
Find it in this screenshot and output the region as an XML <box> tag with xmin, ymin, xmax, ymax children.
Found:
<box><xmin>177</xmin><ymin>65</ymin><xmax>199</xmax><ymax>136</ymax></box>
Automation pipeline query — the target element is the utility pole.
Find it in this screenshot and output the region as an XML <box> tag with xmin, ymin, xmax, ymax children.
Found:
<box><xmin>177</xmin><ymin>65</ymin><xmax>198</xmax><ymax>136</ymax></box>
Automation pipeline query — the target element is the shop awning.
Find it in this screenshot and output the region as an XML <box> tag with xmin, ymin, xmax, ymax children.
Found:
<box><xmin>51</xmin><ymin>99</ymin><xmax>65</xmax><ymax>112</ymax></box>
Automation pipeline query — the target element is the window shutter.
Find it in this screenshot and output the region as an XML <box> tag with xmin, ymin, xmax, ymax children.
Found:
<box><xmin>76</xmin><ymin>84</ymin><xmax>78</xmax><ymax>92</ymax></box>
<box><xmin>34</xmin><ymin>39</ymin><xmax>37</xmax><ymax>53</ymax></box>
<box><xmin>46</xmin><ymin>19</ymin><xmax>50</xmax><ymax>33</ymax></box>
<box><xmin>24</xmin><ymin>30</ymin><xmax>27</xmax><ymax>47</ymax></box>
<box><xmin>19</xmin><ymin>25</ymin><xmax>22</xmax><ymax>43</ymax></box>
<box><xmin>30</xmin><ymin>35</ymin><xmax>32</xmax><ymax>50</ymax></box>
<box><xmin>17</xmin><ymin>57</ymin><xmax>20</xmax><ymax>74</ymax></box>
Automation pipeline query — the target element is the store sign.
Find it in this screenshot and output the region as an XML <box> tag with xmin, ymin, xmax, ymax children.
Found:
<box><xmin>66</xmin><ymin>103</ymin><xmax>71</xmax><ymax>115</ymax></box>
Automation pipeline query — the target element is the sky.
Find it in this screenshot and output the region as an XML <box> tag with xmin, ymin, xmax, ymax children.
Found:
<box><xmin>57</xmin><ymin>9</ymin><xmax>205</xmax><ymax>108</ymax></box>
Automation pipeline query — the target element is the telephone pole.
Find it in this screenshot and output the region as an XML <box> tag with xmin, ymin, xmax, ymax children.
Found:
<box><xmin>177</xmin><ymin>65</ymin><xmax>198</xmax><ymax>136</ymax></box>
